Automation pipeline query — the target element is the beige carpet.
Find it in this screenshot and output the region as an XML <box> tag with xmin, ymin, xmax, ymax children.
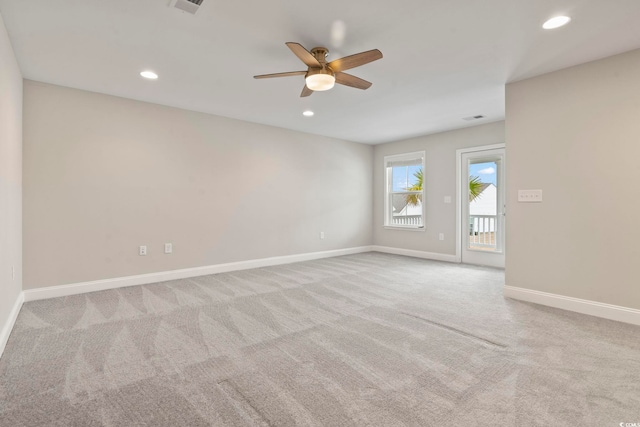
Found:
<box><xmin>1</xmin><ymin>252</ymin><xmax>639</xmax><ymax>426</ymax></box>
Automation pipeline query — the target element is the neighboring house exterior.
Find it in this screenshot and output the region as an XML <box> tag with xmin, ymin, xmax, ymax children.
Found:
<box><xmin>470</xmin><ymin>183</ymin><xmax>496</xmax><ymax>216</ymax></box>
<box><xmin>395</xmin><ymin>199</ymin><xmax>422</xmax><ymax>216</ymax></box>
<box><xmin>392</xmin><ymin>198</ymin><xmax>422</xmax><ymax>226</ymax></box>
<box><xmin>469</xmin><ymin>183</ymin><xmax>496</xmax><ymax>233</ymax></box>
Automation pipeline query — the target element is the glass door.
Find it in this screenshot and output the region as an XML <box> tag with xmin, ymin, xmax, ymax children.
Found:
<box><xmin>461</xmin><ymin>148</ymin><xmax>505</xmax><ymax>268</ymax></box>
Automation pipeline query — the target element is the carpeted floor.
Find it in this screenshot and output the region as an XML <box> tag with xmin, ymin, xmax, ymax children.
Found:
<box><xmin>1</xmin><ymin>252</ymin><xmax>639</xmax><ymax>426</ymax></box>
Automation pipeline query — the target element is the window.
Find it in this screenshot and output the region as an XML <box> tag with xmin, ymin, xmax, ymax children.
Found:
<box><xmin>384</xmin><ymin>151</ymin><xmax>425</xmax><ymax>229</ymax></box>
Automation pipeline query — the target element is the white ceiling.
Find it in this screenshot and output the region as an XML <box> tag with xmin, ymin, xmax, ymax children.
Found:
<box><xmin>1</xmin><ymin>0</ymin><xmax>640</xmax><ymax>144</ymax></box>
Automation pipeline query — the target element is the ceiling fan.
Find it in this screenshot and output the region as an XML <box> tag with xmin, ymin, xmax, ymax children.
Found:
<box><xmin>254</xmin><ymin>42</ymin><xmax>383</xmax><ymax>97</ymax></box>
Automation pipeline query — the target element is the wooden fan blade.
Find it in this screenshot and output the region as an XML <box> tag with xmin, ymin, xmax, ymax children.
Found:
<box><xmin>286</xmin><ymin>42</ymin><xmax>321</xmax><ymax>68</ymax></box>
<box><xmin>335</xmin><ymin>72</ymin><xmax>372</xmax><ymax>90</ymax></box>
<box><xmin>328</xmin><ymin>49</ymin><xmax>382</xmax><ymax>72</ymax></box>
<box><xmin>254</xmin><ymin>71</ymin><xmax>307</xmax><ymax>79</ymax></box>
<box><xmin>300</xmin><ymin>85</ymin><xmax>314</xmax><ymax>97</ymax></box>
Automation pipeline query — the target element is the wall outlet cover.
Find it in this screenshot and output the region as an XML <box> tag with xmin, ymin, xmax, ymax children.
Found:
<box><xmin>518</xmin><ymin>189</ymin><xmax>543</xmax><ymax>202</ymax></box>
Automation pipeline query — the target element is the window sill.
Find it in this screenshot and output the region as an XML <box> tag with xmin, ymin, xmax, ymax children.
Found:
<box><xmin>466</xmin><ymin>248</ymin><xmax>504</xmax><ymax>254</ymax></box>
<box><xmin>383</xmin><ymin>226</ymin><xmax>426</xmax><ymax>232</ymax></box>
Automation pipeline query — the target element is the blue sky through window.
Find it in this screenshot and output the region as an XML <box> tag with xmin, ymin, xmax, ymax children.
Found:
<box><xmin>469</xmin><ymin>161</ymin><xmax>497</xmax><ymax>185</ymax></box>
<box><xmin>392</xmin><ymin>165</ymin><xmax>421</xmax><ymax>191</ymax></box>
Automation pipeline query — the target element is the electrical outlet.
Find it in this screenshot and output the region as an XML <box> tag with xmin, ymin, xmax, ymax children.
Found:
<box><xmin>164</xmin><ymin>243</ymin><xmax>173</xmax><ymax>254</ymax></box>
<box><xmin>320</xmin><ymin>231</ymin><xmax>325</xmax><ymax>240</ymax></box>
<box><xmin>139</xmin><ymin>245</ymin><xmax>147</xmax><ymax>256</ymax></box>
<box><xmin>439</xmin><ymin>233</ymin><xmax>445</xmax><ymax>241</ymax></box>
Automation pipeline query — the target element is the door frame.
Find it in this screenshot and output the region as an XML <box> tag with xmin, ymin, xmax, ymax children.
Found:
<box><xmin>455</xmin><ymin>143</ymin><xmax>505</xmax><ymax>264</ymax></box>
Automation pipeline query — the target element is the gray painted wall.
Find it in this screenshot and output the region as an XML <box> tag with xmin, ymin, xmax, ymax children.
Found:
<box><xmin>0</xmin><ymin>13</ymin><xmax>22</xmax><ymax>335</ymax></box>
<box><xmin>506</xmin><ymin>48</ymin><xmax>640</xmax><ymax>310</ymax></box>
<box><xmin>23</xmin><ymin>81</ymin><xmax>373</xmax><ymax>289</ymax></box>
<box><xmin>373</xmin><ymin>121</ymin><xmax>504</xmax><ymax>254</ymax></box>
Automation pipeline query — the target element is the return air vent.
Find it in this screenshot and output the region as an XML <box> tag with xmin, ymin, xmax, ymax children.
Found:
<box><xmin>170</xmin><ymin>0</ymin><xmax>204</xmax><ymax>14</ymax></box>
<box><xmin>462</xmin><ymin>115</ymin><xmax>485</xmax><ymax>121</ymax></box>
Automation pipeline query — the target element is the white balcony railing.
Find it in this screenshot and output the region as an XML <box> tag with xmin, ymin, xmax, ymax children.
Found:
<box><xmin>392</xmin><ymin>215</ymin><xmax>422</xmax><ymax>226</ymax></box>
<box><xmin>469</xmin><ymin>215</ymin><xmax>497</xmax><ymax>248</ymax></box>
<box><xmin>392</xmin><ymin>215</ymin><xmax>497</xmax><ymax>249</ymax></box>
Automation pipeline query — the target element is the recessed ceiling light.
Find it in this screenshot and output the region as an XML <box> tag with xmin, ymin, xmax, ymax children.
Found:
<box><xmin>302</xmin><ymin>110</ymin><xmax>314</xmax><ymax>117</ymax></box>
<box><xmin>543</xmin><ymin>16</ymin><xmax>571</xmax><ymax>30</ymax></box>
<box><xmin>140</xmin><ymin>70</ymin><xmax>159</xmax><ymax>80</ymax></box>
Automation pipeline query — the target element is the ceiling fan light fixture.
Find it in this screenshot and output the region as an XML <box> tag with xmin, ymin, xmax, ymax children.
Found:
<box><xmin>305</xmin><ymin>73</ymin><xmax>335</xmax><ymax>91</ymax></box>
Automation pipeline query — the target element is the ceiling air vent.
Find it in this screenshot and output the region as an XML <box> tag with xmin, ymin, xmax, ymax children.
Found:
<box><xmin>170</xmin><ymin>0</ymin><xmax>204</xmax><ymax>15</ymax></box>
<box><xmin>462</xmin><ymin>115</ymin><xmax>485</xmax><ymax>121</ymax></box>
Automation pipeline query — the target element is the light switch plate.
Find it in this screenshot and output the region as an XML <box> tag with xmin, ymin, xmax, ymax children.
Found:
<box><xmin>444</xmin><ymin>196</ymin><xmax>452</xmax><ymax>204</ymax></box>
<box><xmin>518</xmin><ymin>189</ymin><xmax>542</xmax><ymax>202</ymax></box>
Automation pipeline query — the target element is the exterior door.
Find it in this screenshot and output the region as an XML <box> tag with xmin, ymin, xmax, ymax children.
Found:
<box><xmin>460</xmin><ymin>147</ymin><xmax>505</xmax><ymax>268</ymax></box>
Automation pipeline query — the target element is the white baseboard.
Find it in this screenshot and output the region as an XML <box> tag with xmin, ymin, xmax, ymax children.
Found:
<box><xmin>504</xmin><ymin>286</ymin><xmax>640</xmax><ymax>326</ymax></box>
<box><xmin>23</xmin><ymin>246</ymin><xmax>373</xmax><ymax>302</ymax></box>
<box><xmin>371</xmin><ymin>245</ymin><xmax>458</xmax><ymax>263</ymax></box>
<box><xmin>0</xmin><ymin>291</ymin><xmax>24</xmax><ymax>358</ymax></box>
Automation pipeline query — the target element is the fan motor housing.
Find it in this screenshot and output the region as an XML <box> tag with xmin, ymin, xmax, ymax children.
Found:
<box><xmin>310</xmin><ymin>47</ymin><xmax>329</xmax><ymax>63</ymax></box>
<box><xmin>307</xmin><ymin>47</ymin><xmax>333</xmax><ymax>79</ymax></box>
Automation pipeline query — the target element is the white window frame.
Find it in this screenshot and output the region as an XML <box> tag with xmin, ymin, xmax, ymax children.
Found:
<box><xmin>384</xmin><ymin>151</ymin><xmax>425</xmax><ymax>231</ymax></box>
